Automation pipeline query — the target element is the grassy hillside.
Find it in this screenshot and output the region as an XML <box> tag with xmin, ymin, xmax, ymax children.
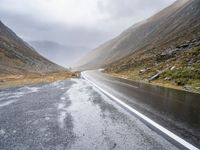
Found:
<box><xmin>106</xmin><ymin>39</ymin><xmax>200</xmax><ymax>93</ymax></box>
<box><xmin>78</xmin><ymin>0</ymin><xmax>200</xmax><ymax>70</ymax></box>
<box><xmin>103</xmin><ymin>0</ymin><xmax>200</xmax><ymax>93</ymax></box>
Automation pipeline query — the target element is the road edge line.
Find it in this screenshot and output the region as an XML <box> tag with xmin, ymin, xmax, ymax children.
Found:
<box><xmin>82</xmin><ymin>72</ymin><xmax>199</xmax><ymax>150</ymax></box>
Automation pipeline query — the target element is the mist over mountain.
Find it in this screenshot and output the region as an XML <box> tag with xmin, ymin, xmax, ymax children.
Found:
<box><xmin>75</xmin><ymin>0</ymin><xmax>200</xmax><ymax>93</ymax></box>
<box><xmin>0</xmin><ymin>21</ymin><xmax>65</xmax><ymax>75</ymax></box>
<box><xmin>29</xmin><ymin>40</ymin><xmax>89</xmax><ymax>67</ymax></box>
<box><xmin>0</xmin><ymin>0</ymin><xmax>176</xmax><ymax>69</ymax></box>
<box><xmin>77</xmin><ymin>0</ymin><xmax>200</xmax><ymax>70</ymax></box>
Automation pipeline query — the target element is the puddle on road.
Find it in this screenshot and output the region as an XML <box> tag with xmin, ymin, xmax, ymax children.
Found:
<box><xmin>0</xmin><ymin>86</ymin><xmax>41</xmax><ymax>107</ymax></box>
<box><xmin>0</xmin><ymin>79</ymin><xmax>72</xmax><ymax>108</ymax></box>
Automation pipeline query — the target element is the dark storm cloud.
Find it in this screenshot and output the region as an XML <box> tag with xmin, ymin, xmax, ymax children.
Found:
<box><xmin>0</xmin><ymin>0</ymin><xmax>175</xmax><ymax>67</ymax></box>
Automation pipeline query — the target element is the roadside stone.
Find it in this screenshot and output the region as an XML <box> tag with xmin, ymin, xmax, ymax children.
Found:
<box><xmin>139</xmin><ymin>69</ymin><xmax>146</xmax><ymax>74</ymax></box>
<box><xmin>180</xmin><ymin>43</ymin><xmax>189</xmax><ymax>48</ymax></box>
<box><xmin>170</xmin><ymin>66</ymin><xmax>176</xmax><ymax>71</ymax></box>
<box><xmin>188</xmin><ymin>58</ymin><xmax>196</xmax><ymax>66</ymax></box>
<box><xmin>191</xmin><ymin>39</ymin><xmax>197</xmax><ymax>43</ymax></box>
<box><xmin>184</xmin><ymin>85</ymin><xmax>192</xmax><ymax>90</ymax></box>
<box><xmin>164</xmin><ymin>77</ymin><xmax>171</xmax><ymax>80</ymax></box>
<box><xmin>195</xmin><ymin>87</ymin><xmax>200</xmax><ymax>90</ymax></box>
<box><xmin>139</xmin><ymin>68</ymin><xmax>149</xmax><ymax>74</ymax></box>
<box><xmin>149</xmin><ymin>73</ymin><xmax>160</xmax><ymax>81</ymax></box>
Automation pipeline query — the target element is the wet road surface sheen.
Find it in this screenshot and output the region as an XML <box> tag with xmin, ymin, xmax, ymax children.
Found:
<box><xmin>82</xmin><ymin>70</ymin><xmax>200</xmax><ymax>148</ymax></box>
<box><xmin>0</xmin><ymin>79</ymin><xmax>179</xmax><ymax>149</ymax></box>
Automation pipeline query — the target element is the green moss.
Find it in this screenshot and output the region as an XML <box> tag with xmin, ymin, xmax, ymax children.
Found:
<box><xmin>160</xmin><ymin>66</ymin><xmax>200</xmax><ymax>86</ymax></box>
<box><xmin>106</xmin><ymin>43</ymin><xmax>200</xmax><ymax>93</ymax></box>
<box><xmin>174</xmin><ymin>78</ymin><xmax>189</xmax><ymax>86</ymax></box>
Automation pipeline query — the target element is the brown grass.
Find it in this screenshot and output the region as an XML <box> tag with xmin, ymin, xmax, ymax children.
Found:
<box><xmin>105</xmin><ymin>44</ymin><xmax>200</xmax><ymax>94</ymax></box>
<box><xmin>0</xmin><ymin>72</ymin><xmax>73</xmax><ymax>89</ymax></box>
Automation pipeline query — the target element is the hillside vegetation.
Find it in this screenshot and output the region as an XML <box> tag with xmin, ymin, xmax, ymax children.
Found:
<box><xmin>78</xmin><ymin>0</ymin><xmax>200</xmax><ymax>93</ymax></box>
<box><xmin>78</xmin><ymin>0</ymin><xmax>200</xmax><ymax>70</ymax></box>
<box><xmin>106</xmin><ymin>39</ymin><xmax>200</xmax><ymax>93</ymax></box>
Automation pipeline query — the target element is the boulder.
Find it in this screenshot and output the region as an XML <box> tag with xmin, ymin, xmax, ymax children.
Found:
<box><xmin>170</xmin><ymin>66</ymin><xmax>176</xmax><ymax>71</ymax></box>
<box><xmin>158</xmin><ymin>48</ymin><xmax>183</xmax><ymax>61</ymax></box>
<box><xmin>149</xmin><ymin>73</ymin><xmax>160</xmax><ymax>81</ymax></box>
<box><xmin>188</xmin><ymin>58</ymin><xmax>196</xmax><ymax>66</ymax></box>
<box><xmin>180</xmin><ymin>43</ymin><xmax>189</xmax><ymax>48</ymax></box>
<box><xmin>184</xmin><ymin>85</ymin><xmax>192</xmax><ymax>90</ymax></box>
<box><xmin>164</xmin><ymin>77</ymin><xmax>171</xmax><ymax>80</ymax></box>
<box><xmin>139</xmin><ymin>68</ymin><xmax>149</xmax><ymax>74</ymax></box>
<box><xmin>195</xmin><ymin>87</ymin><xmax>200</xmax><ymax>90</ymax></box>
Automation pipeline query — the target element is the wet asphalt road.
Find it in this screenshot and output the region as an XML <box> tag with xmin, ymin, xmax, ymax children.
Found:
<box><xmin>82</xmin><ymin>70</ymin><xmax>200</xmax><ymax>148</ymax></box>
<box><xmin>0</xmin><ymin>78</ymin><xmax>179</xmax><ymax>150</ymax></box>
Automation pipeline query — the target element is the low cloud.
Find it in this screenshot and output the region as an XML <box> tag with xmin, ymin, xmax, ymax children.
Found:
<box><xmin>0</xmin><ymin>0</ymin><xmax>175</xmax><ymax>67</ymax></box>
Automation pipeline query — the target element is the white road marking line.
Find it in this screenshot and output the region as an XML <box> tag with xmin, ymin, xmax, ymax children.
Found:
<box><xmin>82</xmin><ymin>72</ymin><xmax>199</xmax><ymax>150</ymax></box>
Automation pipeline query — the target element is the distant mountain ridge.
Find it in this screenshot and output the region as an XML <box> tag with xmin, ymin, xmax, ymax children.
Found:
<box><xmin>29</xmin><ymin>40</ymin><xmax>88</xmax><ymax>67</ymax></box>
<box><xmin>77</xmin><ymin>0</ymin><xmax>200</xmax><ymax>69</ymax></box>
<box><xmin>0</xmin><ymin>21</ymin><xmax>65</xmax><ymax>75</ymax></box>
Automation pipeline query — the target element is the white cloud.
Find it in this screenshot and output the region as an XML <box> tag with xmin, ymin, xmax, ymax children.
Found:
<box><xmin>0</xmin><ymin>0</ymin><xmax>176</xmax><ymax>66</ymax></box>
<box><xmin>0</xmin><ymin>0</ymin><xmax>175</xmax><ymax>28</ymax></box>
<box><xmin>0</xmin><ymin>0</ymin><xmax>110</xmax><ymax>27</ymax></box>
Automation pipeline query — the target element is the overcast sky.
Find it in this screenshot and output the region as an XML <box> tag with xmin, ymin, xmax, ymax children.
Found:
<box><xmin>0</xmin><ymin>0</ymin><xmax>175</xmax><ymax>67</ymax></box>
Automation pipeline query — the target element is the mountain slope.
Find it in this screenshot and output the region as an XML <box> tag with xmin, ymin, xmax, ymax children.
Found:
<box><xmin>0</xmin><ymin>21</ymin><xmax>65</xmax><ymax>75</ymax></box>
<box><xmin>105</xmin><ymin>0</ymin><xmax>200</xmax><ymax>93</ymax></box>
<box><xmin>78</xmin><ymin>0</ymin><xmax>200</xmax><ymax>70</ymax></box>
<box><xmin>0</xmin><ymin>21</ymin><xmax>72</xmax><ymax>88</ymax></box>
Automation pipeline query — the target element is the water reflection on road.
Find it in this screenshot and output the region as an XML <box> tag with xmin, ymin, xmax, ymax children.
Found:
<box><xmin>0</xmin><ymin>79</ymin><xmax>179</xmax><ymax>150</ymax></box>
<box><xmin>83</xmin><ymin>70</ymin><xmax>200</xmax><ymax>148</ymax></box>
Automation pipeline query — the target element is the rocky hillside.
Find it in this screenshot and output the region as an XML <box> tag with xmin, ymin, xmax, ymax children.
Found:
<box><xmin>0</xmin><ymin>21</ymin><xmax>65</xmax><ymax>75</ymax></box>
<box><xmin>78</xmin><ymin>0</ymin><xmax>200</xmax><ymax>70</ymax></box>
<box><xmin>105</xmin><ymin>0</ymin><xmax>200</xmax><ymax>93</ymax></box>
<box><xmin>106</xmin><ymin>38</ymin><xmax>200</xmax><ymax>93</ymax></box>
<box><xmin>0</xmin><ymin>21</ymin><xmax>72</xmax><ymax>88</ymax></box>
